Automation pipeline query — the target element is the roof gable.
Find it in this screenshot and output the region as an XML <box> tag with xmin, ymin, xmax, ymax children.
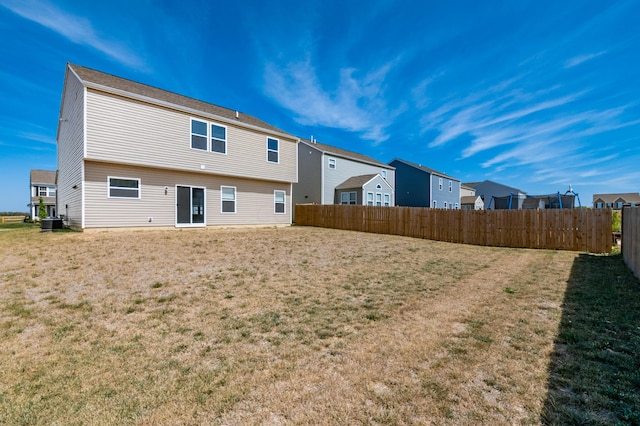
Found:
<box><xmin>592</xmin><ymin>193</ymin><xmax>640</xmax><ymax>204</ymax></box>
<box><xmin>335</xmin><ymin>174</ymin><xmax>379</xmax><ymax>190</ymax></box>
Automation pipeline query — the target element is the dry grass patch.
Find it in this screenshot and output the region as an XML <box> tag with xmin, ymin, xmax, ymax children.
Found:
<box><xmin>0</xmin><ymin>225</ymin><xmax>636</xmax><ymax>424</ymax></box>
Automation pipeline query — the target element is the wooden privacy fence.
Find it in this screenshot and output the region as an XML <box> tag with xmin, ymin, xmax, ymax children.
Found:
<box><xmin>622</xmin><ymin>206</ymin><xmax>640</xmax><ymax>278</ymax></box>
<box><xmin>295</xmin><ymin>204</ymin><xmax>612</xmax><ymax>253</ymax></box>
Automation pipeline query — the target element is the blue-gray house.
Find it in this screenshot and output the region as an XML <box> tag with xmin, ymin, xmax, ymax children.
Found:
<box><xmin>390</xmin><ymin>158</ymin><xmax>461</xmax><ymax>208</ymax></box>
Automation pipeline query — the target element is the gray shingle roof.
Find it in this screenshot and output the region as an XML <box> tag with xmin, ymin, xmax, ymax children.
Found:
<box><xmin>593</xmin><ymin>193</ymin><xmax>640</xmax><ymax>203</ymax></box>
<box><xmin>68</xmin><ymin>64</ymin><xmax>291</xmax><ymax>137</ymax></box>
<box><xmin>300</xmin><ymin>139</ymin><xmax>393</xmax><ymax>169</ymax></box>
<box><xmin>391</xmin><ymin>158</ymin><xmax>459</xmax><ymax>181</ymax></box>
<box><xmin>335</xmin><ymin>174</ymin><xmax>378</xmax><ymax>190</ymax></box>
<box><xmin>30</xmin><ymin>169</ymin><xmax>56</xmax><ymax>185</ymax></box>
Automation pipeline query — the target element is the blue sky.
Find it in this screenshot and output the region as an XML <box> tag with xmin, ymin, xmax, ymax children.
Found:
<box><xmin>1</xmin><ymin>0</ymin><xmax>639</xmax><ymax>212</ymax></box>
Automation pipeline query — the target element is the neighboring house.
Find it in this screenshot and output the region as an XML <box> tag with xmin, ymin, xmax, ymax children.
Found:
<box><xmin>293</xmin><ymin>139</ymin><xmax>395</xmax><ymax>209</ymax></box>
<box><xmin>57</xmin><ymin>64</ymin><xmax>298</xmax><ymax>230</ymax></box>
<box><xmin>390</xmin><ymin>158</ymin><xmax>461</xmax><ymax>209</ymax></box>
<box><xmin>29</xmin><ymin>169</ymin><xmax>57</xmax><ymax>219</ymax></box>
<box><xmin>465</xmin><ymin>180</ymin><xmax>527</xmax><ymax>210</ymax></box>
<box><xmin>593</xmin><ymin>193</ymin><xmax>640</xmax><ymax>209</ymax></box>
<box><xmin>461</xmin><ymin>195</ymin><xmax>484</xmax><ymax>210</ymax></box>
<box><xmin>460</xmin><ymin>184</ymin><xmax>484</xmax><ymax>210</ymax></box>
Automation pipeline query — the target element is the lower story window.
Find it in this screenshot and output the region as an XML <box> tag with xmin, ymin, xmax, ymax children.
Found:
<box><xmin>366</xmin><ymin>192</ymin><xmax>374</xmax><ymax>206</ymax></box>
<box><xmin>340</xmin><ymin>191</ymin><xmax>357</xmax><ymax>205</ymax></box>
<box><xmin>108</xmin><ymin>177</ymin><xmax>140</xmax><ymax>198</ymax></box>
<box><xmin>432</xmin><ymin>200</ymin><xmax>437</xmax><ymax>208</ymax></box>
<box><xmin>274</xmin><ymin>190</ymin><xmax>286</xmax><ymax>213</ymax></box>
<box><xmin>384</xmin><ymin>193</ymin><xmax>390</xmax><ymax>206</ymax></box>
<box><xmin>221</xmin><ymin>186</ymin><xmax>236</xmax><ymax>213</ymax></box>
<box><xmin>375</xmin><ymin>193</ymin><xmax>382</xmax><ymax>206</ymax></box>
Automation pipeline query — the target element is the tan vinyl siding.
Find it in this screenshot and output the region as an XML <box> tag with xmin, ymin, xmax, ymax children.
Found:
<box><xmin>56</xmin><ymin>70</ymin><xmax>85</xmax><ymax>229</ymax></box>
<box><xmin>84</xmin><ymin>162</ymin><xmax>291</xmax><ymax>228</ymax></box>
<box><xmin>85</xmin><ymin>90</ymin><xmax>297</xmax><ymax>183</ymax></box>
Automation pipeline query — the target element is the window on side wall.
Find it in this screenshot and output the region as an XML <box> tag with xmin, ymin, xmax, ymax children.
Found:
<box><xmin>191</xmin><ymin>119</ymin><xmax>208</xmax><ymax>150</ymax></box>
<box><xmin>328</xmin><ymin>158</ymin><xmax>336</xmax><ymax>169</ymax></box>
<box><xmin>449</xmin><ymin>181</ymin><xmax>453</xmax><ymax>192</ymax></box>
<box><xmin>221</xmin><ymin>186</ymin><xmax>236</xmax><ymax>213</ymax></box>
<box><xmin>444</xmin><ymin>201</ymin><xmax>448</xmax><ymax>209</ymax></box>
<box><xmin>375</xmin><ymin>193</ymin><xmax>382</xmax><ymax>206</ymax></box>
<box><xmin>381</xmin><ymin>170</ymin><xmax>387</xmax><ymax>179</ymax></box>
<box><xmin>384</xmin><ymin>193</ymin><xmax>390</xmax><ymax>206</ymax></box>
<box><xmin>38</xmin><ymin>186</ymin><xmax>47</xmax><ymax>197</ymax></box>
<box><xmin>433</xmin><ymin>200</ymin><xmax>437</xmax><ymax>208</ymax></box>
<box><xmin>267</xmin><ymin>138</ymin><xmax>279</xmax><ymax>163</ymax></box>
<box><xmin>366</xmin><ymin>192</ymin><xmax>374</xmax><ymax>206</ymax></box>
<box><xmin>108</xmin><ymin>177</ymin><xmax>140</xmax><ymax>198</ymax></box>
<box><xmin>439</xmin><ymin>178</ymin><xmax>443</xmax><ymax>191</ymax></box>
<box><xmin>211</xmin><ymin>123</ymin><xmax>226</xmax><ymax>154</ymax></box>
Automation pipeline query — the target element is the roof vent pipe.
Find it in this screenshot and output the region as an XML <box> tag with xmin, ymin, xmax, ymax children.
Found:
<box><xmin>235</xmin><ymin>110</ymin><xmax>239</xmax><ymax>119</ymax></box>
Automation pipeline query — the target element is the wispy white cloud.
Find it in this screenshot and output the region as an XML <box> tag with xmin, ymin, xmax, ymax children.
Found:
<box><xmin>564</xmin><ymin>51</ymin><xmax>607</xmax><ymax>68</ymax></box>
<box><xmin>0</xmin><ymin>0</ymin><xmax>145</xmax><ymax>69</ymax></box>
<box><xmin>263</xmin><ymin>57</ymin><xmax>403</xmax><ymax>143</ymax></box>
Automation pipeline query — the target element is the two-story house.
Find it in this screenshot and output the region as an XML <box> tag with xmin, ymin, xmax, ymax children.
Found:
<box><xmin>293</xmin><ymin>139</ymin><xmax>395</xmax><ymax>210</ymax></box>
<box><xmin>460</xmin><ymin>183</ymin><xmax>484</xmax><ymax>210</ymax></box>
<box><xmin>56</xmin><ymin>64</ymin><xmax>298</xmax><ymax>230</ymax></box>
<box><xmin>390</xmin><ymin>158</ymin><xmax>461</xmax><ymax>208</ymax></box>
<box><xmin>29</xmin><ymin>169</ymin><xmax>57</xmax><ymax>219</ymax></box>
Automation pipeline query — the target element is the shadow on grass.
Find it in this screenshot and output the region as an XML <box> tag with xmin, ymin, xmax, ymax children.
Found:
<box><xmin>542</xmin><ymin>253</ymin><xmax>640</xmax><ymax>425</ymax></box>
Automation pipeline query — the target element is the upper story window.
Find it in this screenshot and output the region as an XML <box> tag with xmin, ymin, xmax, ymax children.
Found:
<box><xmin>376</xmin><ymin>184</ymin><xmax>382</xmax><ymax>189</ymax></box>
<box><xmin>439</xmin><ymin>178</ymin><xmax>443</xmax><ymax>191</ymax></box>
<box><xmin>211</xmin><ymin>124</ymin><xmax>227</xmax><ymax>154</ymax></box>
<box><xmin>381</xmin><ymin>170</ymin><xmax>387</xmax><ymax>179</ymax></box>
<box><xmin>191</xmin><ymin>119</ymin><xmax>208</xmax><ymax>151</ymax></box>
<box><xmin>449</xmin><ymin>181</ymin><xmax>453</xmax><ymax>192</ymax></box>
<box><xmin>596</xmin><ymin>202</ymin><xmax>603</xmax><ymax>208</ymax></box>
<box><xmin>274</xmin><ymin>190</ymin><xmax>286</xmax><ymax>213</ymax></box>
<box><xmin>108</xmin><ymin>177</ymin><xmax>140</xmax><ymax>199</ymax></box>
<box><xmin>191</xmin><ymin>119</ymin><xmax>227</xmax><ymax>154</ymax></box>
<box><xmin>267</xmin><ymin>138</ymin><xmax>279</xmax><ymax>163</ymax></box>
<box><xmin>328</xmin><ymin>158</ymin><xmax>336</xmax><ymax>169</ymax></box>
<box><xmin>38</xmin><ymin>186</ymin><xmax>47</xmax><ymax>197</ymax></box>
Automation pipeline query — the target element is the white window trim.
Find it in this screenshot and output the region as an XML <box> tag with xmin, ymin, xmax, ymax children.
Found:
<box><xmin>274</xmin><ymin>190</ymin><xmax>286</xmax><ymax>214</ymax></box>
<box><xmin>449</xmin><ymin>181</ymin><xmax>453</xmax><ymax>192</ymax></box>
<box><xmin>444</xmin><ymin>201</ymin><xmax>448</xmax><ymax>209</ymax></box>
<box><xmin>175</xmin><ymin>185</ymin><xmax>207</xmax><ymax>227</ymax></box>
<box><xmin>267</xmin><ymin>137</ymin><xmax>279</xmax><ymax>163</ymax></box>
<box><xmin>375</xmin><ymin>192</ymin><xmax>382</xmax><ymax>206</ymax></box>
<box><xmin>381</xmin><ymin>170</ymin><xmax>387</xmax><ymax>179</ymax></box>
<box><xmin>108</xmin><ymin>176</ymin><xmax>140</xmax><ymax>199</ymax></box>
<box><xmin>384</xmin><ymin>193</ymin><xmax>390</xmax><ymax>206</ymax></box>
<box><xmin>221</xmin><ymin>185</ymin><xmax>237</xmax><ymax>214</ymax></box>
<box><xmin>328</xmin><ymin>158</ymin><xmax>336</xmax><ymax>169</ymax></box>
<box><xmin>210</xmin><ymin>122</ymin><xmax>227</xmax><ymax>155</ymax></box>
<box><xmin>190</xmin><ymin>118</ymin><xmax>208</xmax><ymax>152</ymax></box>
<box><xmin>433</xmin><ymin>200</ymin><xmax>437</xmax><ymax>208</ymax></box>
<box><xmin>366</xmin><ymin>191</ymin><xmax>374</xmax><ymax>206</ymax></box>
<box><xmin>439</xmin><ymin>178</ymin><xmax>443</xmax><ymax>191</ymax></box>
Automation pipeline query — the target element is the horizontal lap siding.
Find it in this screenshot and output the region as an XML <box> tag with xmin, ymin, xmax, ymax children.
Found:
<box><xmin>85</xmin><ymin>90</ymin><xmax>297</xmax><ymax>184</ymax></box>
<box><xmin>85</xmin><ymin>162</ymin><xmax>291</xmax><ymax>228</ymax></box>
<box><xmin>322</xmin><ymin>155</ymin><xmax>394</xmax><ymax>204</ymax></box>
<box><xmin>57</xmin><ymin>71</ymin><xmax>85</xmax><ymax>229</ymax></box>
